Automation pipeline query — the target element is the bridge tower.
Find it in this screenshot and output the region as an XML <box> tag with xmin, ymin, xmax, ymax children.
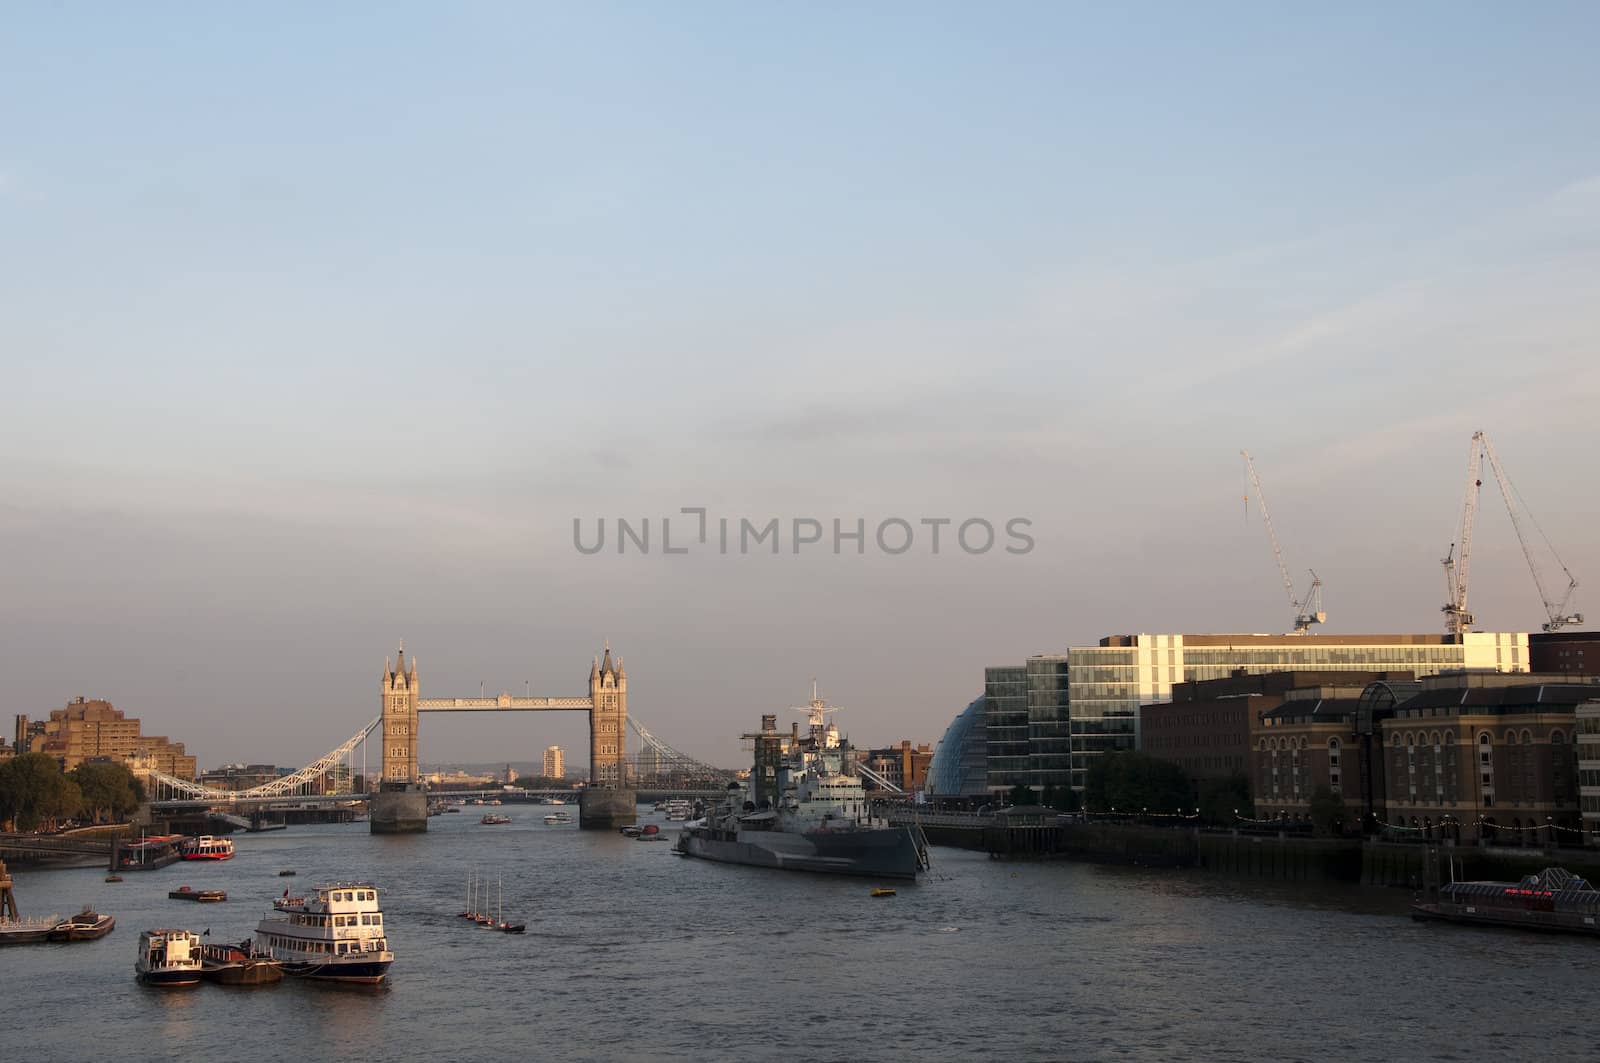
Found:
<box><xmin>580</xmin><ymin>643</ymin><xmax>636</xmax><ymax>829</ymax></box>
<box><xmin>371</xmin><ymin>646</ymin><xmax>428</xmax><ymax>834</ymax></box>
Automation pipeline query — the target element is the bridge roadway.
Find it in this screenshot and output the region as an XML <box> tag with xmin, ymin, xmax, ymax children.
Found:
<box><xmin>149</xmin><ymin>787</ymin><xmax>727</xmax><ymax>812</ymax></box>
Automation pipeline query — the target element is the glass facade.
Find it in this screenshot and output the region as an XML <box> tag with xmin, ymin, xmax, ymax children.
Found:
<box><xmin>1027</xmin><ymin>656</ymin><xmax>1073</xmax><ymax>793</ymax></box>
<box><xmin>984</xmin><ymin>666</ymin><xmax>1029</xmax><ymax>792</ymax></box>
<box><xmin>926</xmin><ymin>695</ymin><xmax>988</xmax><ymax>797</ymax></box>
<box><xmin>985</xmin><ymin>632</ymin><xmax>1530</xmax><ymax>797</ymax></box>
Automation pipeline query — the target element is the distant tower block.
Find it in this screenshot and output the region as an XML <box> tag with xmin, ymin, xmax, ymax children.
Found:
<box><xmin>543</xmin><ymin>745</ymin><xmax>565</xmax><ymax>779</ymax></box>
<box><xmin>588</xmin><ymin>644</ymin><xmax>627</xmax><ymax>787</ymax></box>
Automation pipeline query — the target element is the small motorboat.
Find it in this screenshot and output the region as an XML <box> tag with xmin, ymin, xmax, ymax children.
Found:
<box><xmin>135</xmin><ymin>928</ymin><xmax>204</xmax><ymax>987</ymax></box>
<box><xmin>870</xmin><ymin>888</ymin><xmax>897</xmax><ymax>898</ymax></box>
<box><xmin>480</xmin><ymin>813</ymin><xmax>512</xmax><ymax>825</ymax></box>
<box><xmin>105</xmin><ymin>874</ymin><xmax>123</xmax><ymax>883</ymax></box>
<box><xmin>278</xmin><ymin>870</ymin><xmax>296</xmax><ymax>877</ymax></box>
<box><xmin>543</xmin><ymin>812</ymin><xmax>572</xmax><ymax>825</ymax></box>
<box><xmin>168</xmin><ymin>886</ymin><xmax>227</xmax><ymax>903</ymax></box>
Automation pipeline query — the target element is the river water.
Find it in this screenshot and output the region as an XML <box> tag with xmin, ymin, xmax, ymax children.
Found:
<box><xmin>4</xmin><ymin>808</ymin><xmax>1595</xmax><ymax>1062</ymax></box>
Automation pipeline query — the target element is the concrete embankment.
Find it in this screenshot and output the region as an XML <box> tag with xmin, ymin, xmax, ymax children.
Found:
<box><xmin>897</xmin><ymin>812</ymin><xmax>1600</xmax><ymax>886</ymax></box>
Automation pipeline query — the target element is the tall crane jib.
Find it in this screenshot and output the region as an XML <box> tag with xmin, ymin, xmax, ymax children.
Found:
<box><xmin>1240</xmin><ymin>450</ymin><xmax>1327</xmax><ymax>634</ymax></box>
<box><xmin>1442</xmin><ymin>431</ymin><xmax>1583</xmax><ymax>635</ymax></box>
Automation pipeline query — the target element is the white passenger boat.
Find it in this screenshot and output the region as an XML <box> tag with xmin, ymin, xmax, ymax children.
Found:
<box><xmin>134</xmin><ymin>928</ymin><xmax>205</xmax><ymax>987</ymax></box>
<box><xmin>181</xmin><ymin>835</ymin><xmax>235</xmax><ymax>861</ymax></box>
<box><xmin>256</xmin><ymin>882</ymin><xmax>394</xmax><ymax>984</ymax></box>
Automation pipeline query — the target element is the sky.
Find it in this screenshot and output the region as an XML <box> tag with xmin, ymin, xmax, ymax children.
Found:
<box><xmin>2</xmin><ymin>4</ymin><xmax>1597</xmax><ymax>771</ymax></box>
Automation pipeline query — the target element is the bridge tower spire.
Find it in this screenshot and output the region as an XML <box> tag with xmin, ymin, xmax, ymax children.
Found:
<box><xmin>588</xmin><ymin>642</ymin><xmax>627</xmax><ymax>789</ymax></box>
<box><xmin>372</xmin><ymin>643</ymin><xmax>428</xmax><ymax>833</ymax></box>
<box><xmin>580</xmin><ymin>640</ymin><xmax>636</xmax><ymax>829</ymax></box>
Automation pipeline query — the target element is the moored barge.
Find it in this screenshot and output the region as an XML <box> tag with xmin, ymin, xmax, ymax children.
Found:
<box><xmin>1411</xmin><ymin>867</ymin><xmax>1600</xmax><ymax>936</ymax></box>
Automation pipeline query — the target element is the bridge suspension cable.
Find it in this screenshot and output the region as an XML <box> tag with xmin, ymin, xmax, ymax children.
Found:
<box><xmin>145</xmin><ymin>717</ymin><xmax>382</xmax><ymax>802</ymax></box>
<box><xmin>626</xmin><ymin>717</ymin><xmax>737</xmax><ymax>787</ymax></box>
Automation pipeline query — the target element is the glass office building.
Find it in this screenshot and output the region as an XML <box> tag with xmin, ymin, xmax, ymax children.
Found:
<box><xmin>983</xmin><ymin>631</ymin><xmax>1529</xmax><ymax>796</ymax></box>
<box><xmin>926</xmin><ymin>695</ymin><xmax>989</xmax><ymax>798</ymax></box>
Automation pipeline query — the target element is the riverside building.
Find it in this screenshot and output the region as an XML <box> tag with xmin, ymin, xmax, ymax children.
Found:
<box><xmin>1253</xmin><ymin>672</ymin><xmax>1592</xmax><ymax>843</ymax></box>
<box><xmin>981</xmin><ymin>631</ymin><xmax>1529</xmax><ymax>799</ymax></box>
<box><xmin>1578</xmin><ymin>699</ymin><xmax>1600</xmax><ymax>845</ymax></box>
<box><xmin>14</xmin><ymin>698</ymin><xmax>197</xmax><ymax>779</ymax></box>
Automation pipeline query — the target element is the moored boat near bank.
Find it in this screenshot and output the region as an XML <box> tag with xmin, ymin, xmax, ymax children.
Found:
<box><xmin>135</xmin><ymin>928</ymin><xmax>204</xmax><ymax>987</ymax></box>
<box><xmin>256</xmin><ymin>882</ymin><xmax>393</xmax><ymax>983</ymax></box>
<box><xmin>112</xmin><ymin>835</ymin><xmax>184</xmax><ymax>872</ymax></box>
<box><xmin>1411</xmin><ymin>867</ymin><xmax>1600</xmax><ymax>936</ymax></box>
<box><xmin>0</xmin><ymin>916</ymin><xmax>60</xmax><ymax>946</ymax></box>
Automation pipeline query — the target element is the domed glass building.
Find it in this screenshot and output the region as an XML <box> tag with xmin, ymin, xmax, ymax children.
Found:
<box><xmin>926</xmin><ymin>695</ymin><xmax>988</xmax><ymax>799</ymax></box>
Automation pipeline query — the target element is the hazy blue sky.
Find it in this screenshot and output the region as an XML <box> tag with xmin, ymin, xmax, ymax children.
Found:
<box><xmin>2</xmin><ymin>4</ymin><xmax>1597</xmax><ymax>769</ymax></box>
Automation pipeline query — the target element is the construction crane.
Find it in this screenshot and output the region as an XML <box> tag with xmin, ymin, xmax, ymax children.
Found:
<box><xmin>1440</xmin><ymin>437</ymin><xmax>1484</xmax><ymax>637</ymax></box>
<box><xmin>1240</xmin><ymin>450</ymin><xmax>1326</xmax><ymax>634</ymax></box>
<box><xmin>1460</xmin><ymin>431</ymin><xmax>1584</xmax><ymax>633</ymax></box>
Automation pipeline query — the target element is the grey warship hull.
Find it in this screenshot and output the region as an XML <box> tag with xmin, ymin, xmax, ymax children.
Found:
<box><xmin>677</xmin><ymin>826</ymin><xmax>920</xmax><ymax>880</ymax></box>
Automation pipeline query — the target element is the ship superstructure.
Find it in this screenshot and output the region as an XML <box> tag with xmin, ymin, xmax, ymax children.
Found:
<box><xmin>677</xmin><ymin>687</ymin><xmax>928</xmax><ymax>879</ymax></box>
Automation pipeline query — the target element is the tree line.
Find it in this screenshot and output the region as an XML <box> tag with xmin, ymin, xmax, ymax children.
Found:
<box><xmin>0</xmin><ymin>753</ymin><xmax>145</xmax><ymax>832</ymax></box>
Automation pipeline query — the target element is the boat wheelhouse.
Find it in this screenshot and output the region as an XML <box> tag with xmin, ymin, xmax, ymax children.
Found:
<box><xmin>135</xmin><ymin>929</ymin><xmax>204</xmax><ymax>987</ymax></box>
<box><xmin>256</xmin><ymin>882</ymin><xmax>393</xmax><ymax>984</ymax></box>
<box><xmin>181</xmin><ymin>836</ymin><xmax>235</xmax><ymax>861</ymax></box>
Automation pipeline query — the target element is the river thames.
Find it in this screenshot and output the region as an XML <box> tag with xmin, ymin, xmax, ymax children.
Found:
<box><xmin>5</xmin><ymin>808</ymin><xmax>1596</xmax><ymax>1062</ymax></box>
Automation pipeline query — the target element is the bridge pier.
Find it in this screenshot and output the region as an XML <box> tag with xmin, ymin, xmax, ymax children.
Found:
<box><xmin>371</xmin><ymin>782</ymin><xmax>428</xmax><ymax>834</ymax></box>
<box><xmin>579</xmin><ymin>789</ymin><xmax>637</xmax><ymax>830</ymax></box>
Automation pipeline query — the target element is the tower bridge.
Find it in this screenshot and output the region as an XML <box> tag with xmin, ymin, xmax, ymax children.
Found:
<box><xmin>376</xmin><ymin>642</ymin><xmax>632</xmax><ymax>831</ymax></box>
<box><xmin>142</xmin><ymin>642</ymin><xmax>735</xmax><ymax>832</ymax></box>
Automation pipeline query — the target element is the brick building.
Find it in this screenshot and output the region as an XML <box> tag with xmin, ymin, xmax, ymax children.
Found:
<box><xmin>1530</xmin><ymin>630</ymin><xmax>1600</xmax><ymax>677</ymax></box>
<box><xmin>864</xmin><ymin>741</ymin><xmax>934</xmax><ymax>793</ymax></box>
<box><xmin>1252</xmin><ymin>673</ymin><xmax>1592</xmax><ymax>843</ymax></box>
<box><xmin>1141</xmin><ymin>670</ymin><xmax>1416</xmax><ymax>790</ymax></box>
<box><xmin>15</xmin><ymin>698</ymin><xmax>197</xmax><ymax>780</ymax></box>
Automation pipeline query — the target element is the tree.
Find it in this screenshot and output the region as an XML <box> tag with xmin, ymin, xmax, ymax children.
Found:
<box><xmin>1198</xmin><ymin>771</ymin><xmax>1252</xmax><ymax>826</ymax></box>
<box><xmin>1308</xmin><ymin>786</ymin><xmax>1349</xmax><ymax>837</ymax></box>
<box><xmin>1084</xmin><ymin>753</ymin><xmax>1194</xmax><ymax>815</ymax></box>
<box><xmin>0</xmin><ymin>754</ymin><xmax>81</xmax><ymax>831</ymax></box>
<box><xmin>1040</xmin><ymin>784</ymin><xmax>1082</xmax><ymax>813</ymax></box>
<box><xmin>1005</xmin><ymin>783</ymin><xmax>1035</xmax><ymax>807</ymax></box>
<box><xmin>69</xmin><ymin>762</ymin><xmax>144</xmax><ymax>824</ymax></box>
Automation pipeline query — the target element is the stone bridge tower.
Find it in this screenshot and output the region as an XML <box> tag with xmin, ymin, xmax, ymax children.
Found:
<box><xmin>581</xmin><ymin>643</ymin><xmax>636</xmax><ymax>829</ymax></box>
<box><xmin>588</xmin><ymin>644</ymin><xmax>627</xmax><ymax>787</ymax></box>
<box><xmin>372</xmin><ymin>646</ymin><xmax>427</xmax><ymax>833</ymax></box>
<box><xmin>381</xmin><ymin>648</ymin><xmax>420</xmax><ymax>784</ymax></box>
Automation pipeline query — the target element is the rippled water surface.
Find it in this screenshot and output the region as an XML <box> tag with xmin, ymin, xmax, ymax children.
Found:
<box><xmin>6</xmin><ymin>809</ymin><xmax>1596</xmax><ymax>1062</ymax></box>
